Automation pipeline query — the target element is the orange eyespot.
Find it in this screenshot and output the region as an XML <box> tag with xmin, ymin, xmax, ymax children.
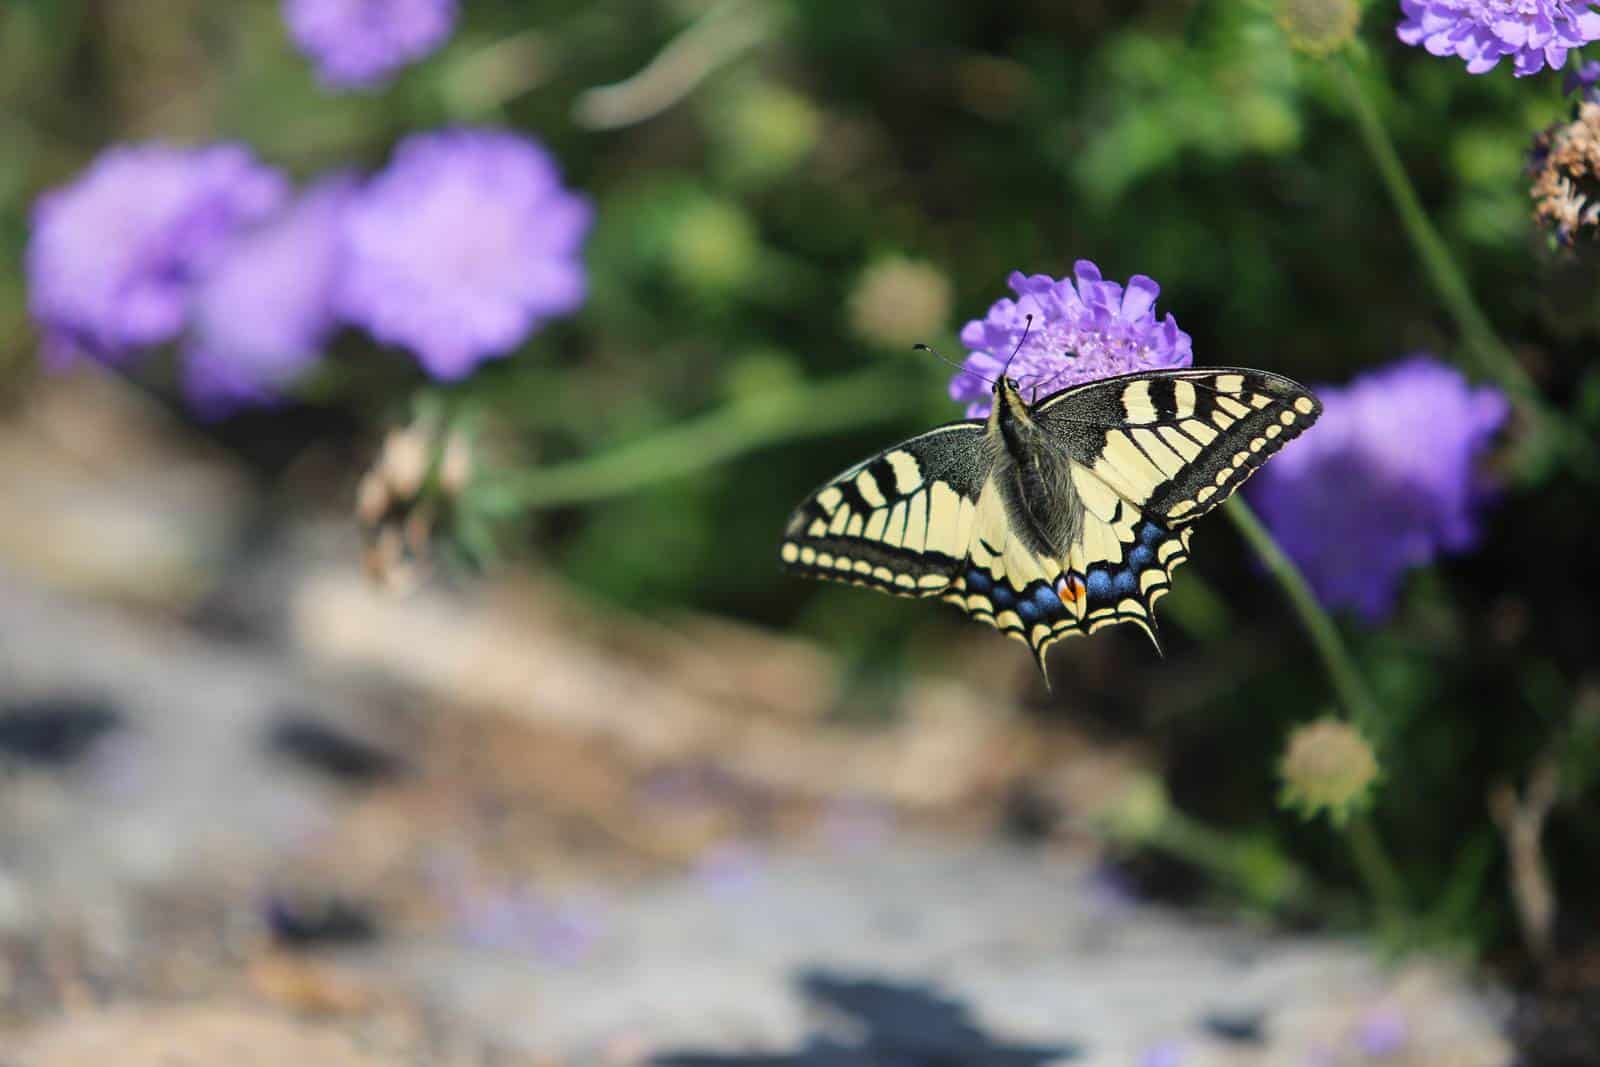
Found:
<box><xmin>1057</xmin><ymin>574</ymin><xmax>1085</xmax><ymax>604</ymax></box>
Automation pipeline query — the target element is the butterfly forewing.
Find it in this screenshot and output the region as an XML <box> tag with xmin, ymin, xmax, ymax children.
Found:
<box><xmin>1035</xmin><ymin>367</ymin><xmax>1321</xmax><ymax>524</ymax></box>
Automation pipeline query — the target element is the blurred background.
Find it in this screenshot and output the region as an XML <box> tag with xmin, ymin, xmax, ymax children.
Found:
<box><xmin>0</xmin><ymin>0</ymin><xmax>1597</xmax><ymax>1063</ymax></box>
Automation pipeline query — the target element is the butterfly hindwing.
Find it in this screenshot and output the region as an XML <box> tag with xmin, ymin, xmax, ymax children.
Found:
<box><xmin>781</xmin><ymin>421</ymin><xmax>990</xmax><ymax>598</ymax></box>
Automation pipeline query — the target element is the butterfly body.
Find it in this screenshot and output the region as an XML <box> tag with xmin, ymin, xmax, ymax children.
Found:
<box><xmin>780</xmin><ymin>368</ymin><xmax>1321</xmax><ymax>680</ymax></box>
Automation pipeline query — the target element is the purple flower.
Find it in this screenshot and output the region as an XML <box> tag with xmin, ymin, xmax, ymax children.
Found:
<box><xmin>182</xmin><ymin>176</ymin><xmax>356</xmax><ymax>419</ymax></box>
<box><xmin>284</xmin><ymin>0</ymin><xmax>457</xmax><ymax>89</ymax></box>
<box><xmin>337</xmin><ymin>129</ymin><xmax>592</xmax><ymax>380</ymax></box>
<box><xmin>1356</xmin><ymin>1006</ymin><xmax>1409</xmax><ymax>1057</ymax></box>
<box><xmin>26</xmin><ymin>144</ymin><xmax>287</xmax><ymax>362</ymax></box>
<box><xmin>1136</xmin><ymin>1041</ymin><xmax>1187</xmax><ymax>1067</ymax></box>
<box><xmin>1565</xmin><ymin>56</ymin><xmax>1600</xmax><ymax>94</ymax></box>
<box><xmin>949</xmin><ymin>262</ymin><xmax>1192</xmax><ymax>419</ymax></box>
<box><xmin>1247</xmin><ymin>357</ymin><xmax>1509</xmax><ymax>622</ymax></box>
<box><xmin>453</xmin><ymin>885</ymin><xmax>605</xmax><ymax>965</ymax></box>
<box><xmin>1396</xmin><ymin>0</ymin><xmax>1600</xmax><ymax>77</ymax></box>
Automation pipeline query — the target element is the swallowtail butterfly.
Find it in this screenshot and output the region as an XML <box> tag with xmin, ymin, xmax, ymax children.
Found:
<box><xmin>781</xmin><ymin>368</ymin><xmax>1321</xmax><ymax>680</ymax></box>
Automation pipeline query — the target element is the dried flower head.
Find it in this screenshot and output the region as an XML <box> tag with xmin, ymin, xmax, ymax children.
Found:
<box><xmin>1530</xmin><ymin>100</ymin><xmax>1600</xmax><ymax>244</ymax></box>
<box><xmin>1277</xmin><ymin>0</ymin><xmax>1362</xmax><ymax>56</ymax></box>
<box><xmin>848</xmin><ymin>256</ymin><xmax>953</xmax><ymax>350</ymax></box>
<box><xmin>356</xmin><ymin>420</ymin><xmax>474</xmax><ymax>593</ymax></box>
<box><xmin>949</xmin><ymin>262</ymin><xmax>1192</xmax><ymax>419</ymax></box>
<box><xmin>1397</xmin><ymin>0</ymin><xmax>1600</xmax><ymax>77</ymax></box>
<box><xmin>1278</xmin><ymin>717</ymin><xmax>1379</xmax><ymax>824</ymax></box>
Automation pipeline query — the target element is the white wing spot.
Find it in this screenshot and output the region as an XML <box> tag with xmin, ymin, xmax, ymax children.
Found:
<box><xmin>1121</xmin><ymin>379</ymin><xmax>1156</xmax><ymax>423</ymax></box>
<box><xmin>1172</xmin><ymin>380</ymin><xmax>1197</xmax><ymax>416</ymax></box>
<box><xmin>1215</xmin><ymin>395</ymin><xmax>1250</xmax><ymax>419</ymax></box>
<box><xmin>886</xmin><ymin>450</ymin><xmax>923</xmax><ymax>493</ymax></box>
<box><xmin>854</xmin><ymin>471</ymin><xmax>887</xmax><ymax>508</ymax></box>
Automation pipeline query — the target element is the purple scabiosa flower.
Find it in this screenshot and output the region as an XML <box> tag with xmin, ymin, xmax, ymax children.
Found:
<box><xmin>1396</xmin><ymin>0</ymin><xmax>1600</xmax><ymax>77</ymax></box>
<box><xmin>949</xmin><ymin>262</ymin><xmax>1192</xmax><ymax>419</ymax></box>
<box><xmin>337</xmin><ymin>129</ymin><xmax>592</xmax><ymax>380</ymax></box>
<box><xmin>181</xmin><ymin>176</ymin><xmax>356</xmax><ymax>420</ymax></box>
<box><xmin>284</xmin><ymin>0</ymin><xmax>457</xmax><ymax>90</ymax></box>
<box><xmin>26</xmin><ymin>144</ymin><xmax>287</xmax><ymax>362</ymax></box>
<box><xmin>1247</xmin><ymin>357</ymin><xmax>1509</xmax><ymax>622</ymax></box>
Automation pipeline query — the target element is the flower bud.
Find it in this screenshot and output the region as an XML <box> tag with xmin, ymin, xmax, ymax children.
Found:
<box><xmin>1275</xmin><ymin>0</ymin><xmax>1360</xmax><ymax>57</ymax></box>
<box><xmin>1278</xmin><ymin>717</ymin><xmax>1379</xmax><ymax>824</ymax></box>
<box><xmin>848</xmin><ymin>257</ymin><xmax>953</xmax><ymax>351</ymax></box>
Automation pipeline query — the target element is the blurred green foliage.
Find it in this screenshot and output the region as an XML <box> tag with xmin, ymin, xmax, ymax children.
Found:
<box><xmin>3</xmin><ymin>0</ymin><xmax>1598</xmax><ymax>958</ymax></box>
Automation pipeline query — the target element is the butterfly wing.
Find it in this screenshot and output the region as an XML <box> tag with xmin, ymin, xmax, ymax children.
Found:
<box><xmin>781</xmin><ymin>421</ymin><xmax>992</xmax><ymax>599</ymax></box>
<box><xmin>1019</xmin><ymin>367</ymin><xmax>1322</xmax><ymax>662</ymax></box>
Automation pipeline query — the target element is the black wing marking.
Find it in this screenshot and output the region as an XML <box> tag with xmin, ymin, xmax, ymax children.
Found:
<box><xmin>780</xmin><ymin>421</ymin><xmax>991</xmax><ymax>598</ymax></box>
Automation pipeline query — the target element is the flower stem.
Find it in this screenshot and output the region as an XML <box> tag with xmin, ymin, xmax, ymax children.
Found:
<box><xmin>1334</xmin><ymin>57</ymin><xmax>1539</xmax><ymax>407</ymax></box>
<box><xmin>1223</xmin><ymin>497</ymin><xmax>1410</xmax><ymax>928</ymax></box>
<box><xmin>1223</xmin><ymin>497</ymin><xmax>1381</xmax><ymax>727</ymax></box>
<box><xmin>478</xmin><ymin>366</ymin><xmax>924</xmax><ymax>513</ymax></box>
<box><xmin>1349</xmin><ymin>813</ymin><xmax>1411</xmax><ymax>935</ymax></box>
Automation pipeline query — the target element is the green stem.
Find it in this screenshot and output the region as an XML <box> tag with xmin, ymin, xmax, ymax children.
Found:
<box><xmin>1223</xmin><ymin>497</ymin><xmax>1381</xmax><ymax>726</ymax></box>
<box><xmin>1334</xmin><ymin>58</ymin><xmax>1539</xmax><ymax>407</ymax></box>
<box><xmin>1223</xmin><ymin>497</ymin><xmax>1410</xmax><ymax>927</ymax></box>
<box><xmin>479</xmin><ymin>366</ymin><xmax>922</xmax><ymax>513</ymax></box>
<box><xmin>1350</xmin><ymin>813</ymin><xmax>1411</xmax><ymax>934</ymax></box>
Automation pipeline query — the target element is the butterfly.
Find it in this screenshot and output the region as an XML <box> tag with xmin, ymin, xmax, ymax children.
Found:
<box><xmin>780</xmin><ymin>366</ymin><xmax>1321</xmax><ymax>681</ymax></box>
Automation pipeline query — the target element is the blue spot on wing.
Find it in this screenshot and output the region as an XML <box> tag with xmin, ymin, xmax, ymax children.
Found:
<box><xmin>1129</xmin><ymin>544</ymin><xmax>1155</xmax><ymax>570</ymax></box>
<box><xmin>1017</xmin><ymin>599</ymin><xmax>1040</xmax><ymax>622</ymax></box>
<box><xmin>990</xmin><ymin>583</ymin><xmax>1016</xmax><ymax>609</ymax></box>
<box><xmin>1112</xmin><ymin>569</ymin><xmax>1138</xmax><ymax>597</ymax></box>
<box><xmin>965</xmin><ymin>568</ymin><xmax>993</xmax><ymax>594</ymax></box>
<box><xmin>1033</xmin><ymin>585</ymin><xmax>1063</xmax><ymax>615</ymax></box>
<box><xmin>1085</xmin><ymin>570</ymin><xmax>1113</xmax><ymax>600</ymax></box>
<box><xmin>1138</xmin><ymin>521</ymin><xmax>1165</xmax><ymax>546</ymax></box>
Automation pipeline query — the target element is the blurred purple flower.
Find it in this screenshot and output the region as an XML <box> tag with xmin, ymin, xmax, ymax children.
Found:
<box><xmin>337</xmin><ymin>129</ymin><xmax>591</xmax><ymax>380</ymax></box>
<box><xmin>821</xmin><ymin>795</ymin><xmax>895</xmax><ymax>853</ymax></box>
<box><xmin>1356</xmin><ymin>1006</ymin><xmax>1409</xmax><ymax>1057</ymax></box>
<box><xmin>1083</xmin><ymin>860</ymin><xmax>1140</xmax><ymax>917</ymax></box>
<box><xmin>182</xmin><ymin>175</ymin><xmax>356</xmax><ymax>419</ymax></box>
<box><xmin>454</xmin><ymin>885</ymin><xmax>605</xmax><ymax>965</ymax></box>
<box><xmin>1136</xmin><ymin>1041</ymin><xmax>1187</xmax><ymax>1067</ymax></box>
<box><xmin>1565</xmin><ymin>56</ymin><xmax>1600</xmax><ymax>94</ymax></box>
<box><xmin>1247</xmin><ymin>357</ymin><xmax>1509</xmax><ymax>622</ymax></box>
<box><xmin>695</xmin><ymin>841</ymin><xmax>765</xmax><ymax>897</ymax></box>
<box><xmin>950</xmin><ymin>262</ymin><xmax>1192</xmax><ymax>418</ymax></box>
<box><xmin>284</xmin><ymin>0</ymin><xmax>457</xmax><ymax>89</ymax></box>
<box><xmin>1397</xmin><ymin>0</ymin><xmax>1600</xmax><ymax>76</ymax></box>
<box><xmin>26</xmin><ymin>144</ymin><xmax>287</xmax><ymax>362</ymax></box>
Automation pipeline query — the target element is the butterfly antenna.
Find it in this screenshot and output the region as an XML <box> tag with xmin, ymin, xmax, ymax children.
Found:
<box><xmin>912</xmin><ymin>342</ymin><xmax>992</xmax><ymax>385</ymax></box>
<box><xmin>1000</xmin><ymin>314</ymin><xmax>1033</xmax><ymax>381</ymax></box>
